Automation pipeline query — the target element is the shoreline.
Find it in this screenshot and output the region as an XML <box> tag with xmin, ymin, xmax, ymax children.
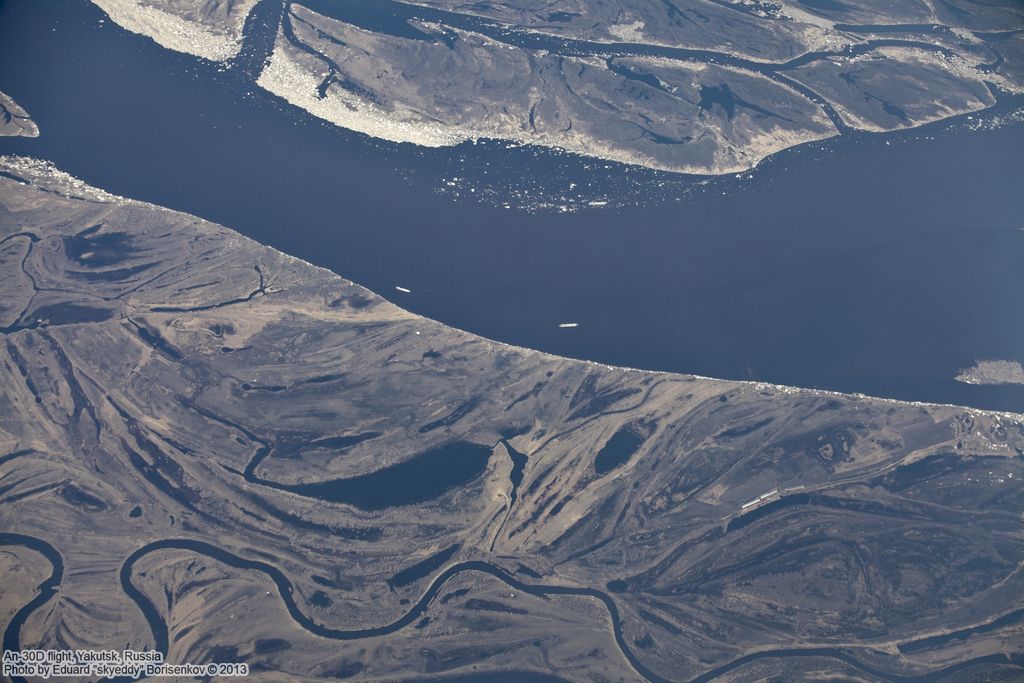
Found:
<box><xmin>3</xmin><ymin>153</ymin><xmax>1021</xmax><ymax>423</ymax></box>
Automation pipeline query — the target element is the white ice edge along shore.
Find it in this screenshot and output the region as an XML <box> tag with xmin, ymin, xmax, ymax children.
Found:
<box><xmin>3</xmin><ymin>154</ymin><xmax>1022</xmax><ymax>424</ymax></box>
<box><xmin>91</xmin><ymin>0</ymin><xmax>246</xmax><ymax>62</ymax></box>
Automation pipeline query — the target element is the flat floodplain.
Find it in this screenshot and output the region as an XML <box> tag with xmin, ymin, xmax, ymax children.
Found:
<box><xmin>0</xmin><ymin>0</ymin><xmax>1022</xmax><ymax>412</ymax></box>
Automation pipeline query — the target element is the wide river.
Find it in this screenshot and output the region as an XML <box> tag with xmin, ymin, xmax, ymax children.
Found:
<box><xmin>1</xmin><ymin>0</ymin><xmax>1023</xmax><ymax>412</ymax></box>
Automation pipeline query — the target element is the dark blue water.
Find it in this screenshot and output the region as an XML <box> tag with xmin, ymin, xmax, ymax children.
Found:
<box><xmin>594</xmin><ymin>428</ymin><xmax>646</xmax><ymax>474</ymax></box>
<box><xmin>0</xmin><ymin>0</ymin><xmax>1022</xmax><ymax>412</ymax></box>
<box><xmin>0</xmin><ymin>534</ymin><xmax>63</xmax><ymax>683</ymax></box>
<box><xmin>259</xmin><ymin>441</ymin><xmax>493</xmax><ymax>509</ymax></box>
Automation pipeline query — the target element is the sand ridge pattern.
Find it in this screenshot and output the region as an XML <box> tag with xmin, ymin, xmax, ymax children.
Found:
<box><xmin>1</xmin><ymin>156</ymin><xmax>1022</xmax><ymax>680</ymax></box>
<box><xmin>90</xmin><ymin>0</ymin><xmax>1024</xmax><ymax>174</ymax></box>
